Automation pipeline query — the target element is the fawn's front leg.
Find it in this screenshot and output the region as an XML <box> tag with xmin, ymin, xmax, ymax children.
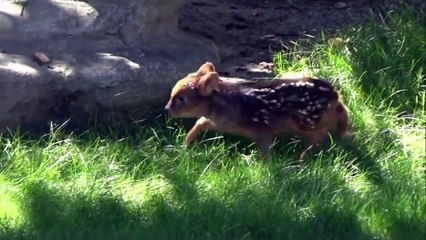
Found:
<box><xmin>185</xmin><ymin>117</ymin><xmax>216</xmax><ymax>146</ymax></box>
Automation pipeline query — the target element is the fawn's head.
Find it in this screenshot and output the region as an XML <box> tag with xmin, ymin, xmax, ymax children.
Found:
<box><xmin>165</xmin><ymin>62</ymin><xmax>219</xmax><ymax>118</ymax></box>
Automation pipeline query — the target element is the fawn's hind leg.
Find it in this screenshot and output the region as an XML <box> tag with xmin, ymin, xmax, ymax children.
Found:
<box><xmin>254</xmin><ymin>134</ymin><xmax>274</xmax><ymax>157</ymax></box>
<box><xmin>299</xmin><ymin>128</ymin><xmax>328</xmax><ymax>160</ymax></box>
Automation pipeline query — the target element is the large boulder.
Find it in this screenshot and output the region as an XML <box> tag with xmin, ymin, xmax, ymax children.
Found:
<box><xmin>0</xmin><ymin>0</ymin><xmax>220</xmax><ymax>132</ymax></box>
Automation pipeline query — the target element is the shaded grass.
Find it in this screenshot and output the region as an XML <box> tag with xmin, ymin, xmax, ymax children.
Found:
<box><xmin>1</xmin><ymin>4</ymin><xmax>425</xmax><ymax>240</ymax></box>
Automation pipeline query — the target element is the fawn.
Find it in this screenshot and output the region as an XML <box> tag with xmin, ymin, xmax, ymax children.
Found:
<box><xmin>165</xmin><ymin>62</ymin><xmax>350</xmax><ymax>159</ymax></box>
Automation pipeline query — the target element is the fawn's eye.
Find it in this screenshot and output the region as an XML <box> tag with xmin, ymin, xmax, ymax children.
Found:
<box><xmin>175</xmin><ymin>96</ymin><xmax>187</xmax><ymax>106</ymax></box>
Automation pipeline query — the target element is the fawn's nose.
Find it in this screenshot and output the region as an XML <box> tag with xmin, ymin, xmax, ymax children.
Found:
<box><xmin>164</xmin><ymin>101</ymin><xmax>172</xmax><ymax>112</ymax></box>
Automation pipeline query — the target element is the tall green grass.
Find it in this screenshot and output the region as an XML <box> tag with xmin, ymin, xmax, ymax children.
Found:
<box><xmin>1</xmin><ymin>4</ymin><xmax>425</xmax><ymax>240</ymax></box>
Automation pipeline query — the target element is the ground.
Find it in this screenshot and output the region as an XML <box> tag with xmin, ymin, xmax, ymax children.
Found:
<box><xmin>179</xmin><ymin>0</ymin><xmax>407</xmax><ymax>77</ymax></box>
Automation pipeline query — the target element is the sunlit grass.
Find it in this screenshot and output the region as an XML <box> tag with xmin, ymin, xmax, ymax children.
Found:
<box><xmin>0</xmin><ymin>177</ymin><xmax>22</xmax><ymax>223</ymax></box>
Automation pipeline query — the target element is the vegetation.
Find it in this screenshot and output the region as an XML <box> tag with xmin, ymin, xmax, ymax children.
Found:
<box><xmin>0</xmin><ymin>4</ymin><xmax>424</xmax><ymax>240</ymax></box>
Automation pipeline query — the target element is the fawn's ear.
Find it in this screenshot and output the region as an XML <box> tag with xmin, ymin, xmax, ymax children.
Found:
<box><xmin>197</xmin><ymin>72</ymin><xmax>219</xmax><ymax>96</ymax></box>
<box><xmin>196</xmin><ymin>62</ymin><xmax>216</xmax><ymax>76</ymax></box>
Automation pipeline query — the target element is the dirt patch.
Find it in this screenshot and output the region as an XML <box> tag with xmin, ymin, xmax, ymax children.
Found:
<box><xmin>178</xmin><ymin>0</ymin><xmax>410</xmax><ymax>77</ymax></box>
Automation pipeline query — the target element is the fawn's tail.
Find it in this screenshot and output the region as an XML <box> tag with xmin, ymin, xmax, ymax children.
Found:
<box><xmin>335</xmin><ymin>101</ymin><xmax>351</xmax><ymax>139</ymax></box>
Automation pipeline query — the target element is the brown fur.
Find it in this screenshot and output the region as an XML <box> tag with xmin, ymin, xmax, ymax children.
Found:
<box><xmin>165</xmin><ymin>62</ymin><xmax>350</xmax><ymax>159</ymax></box>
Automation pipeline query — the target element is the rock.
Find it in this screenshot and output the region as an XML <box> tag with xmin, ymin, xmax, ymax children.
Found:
<box><xmin>252</xmin><ymin>9</ymin><xmax>260</xmax><ymax>17</ymax></box>
<box><xmin>241</xmin><ymin>62</ymin><xmax>274</xmax><ymax>74</ymax></box>
<box><xmin>334</xmin><ymin>1</ymin><xmax>348</xmax><ymax>10</ymax></box>
<box><xmin>32</xmin><ymin>52</ymin><xmax>51</xmax><ymax>66</ymax></box>
<box><xmin>0</xmin><ymin>0</ymin><xmax>220</xmax><ymax>132</ymax></box>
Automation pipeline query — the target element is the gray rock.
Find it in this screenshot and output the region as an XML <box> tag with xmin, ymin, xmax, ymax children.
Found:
<box><xmin>0</xmin><ymin>0</ymin><xmax>220</xmax><ymax>132</ymax></box>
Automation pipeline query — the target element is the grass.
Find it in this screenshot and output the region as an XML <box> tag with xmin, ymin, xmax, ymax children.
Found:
<box><xmin>0</xmin><ymin>4</ymin><xmax>425</xmax><ymax>240</ymax></box>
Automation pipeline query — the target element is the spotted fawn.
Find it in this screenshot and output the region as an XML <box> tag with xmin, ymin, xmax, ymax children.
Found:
<box><xmin>165</xmin><ymin>62</ymin><xmax>350</xmax><ymax>159</ymax></box>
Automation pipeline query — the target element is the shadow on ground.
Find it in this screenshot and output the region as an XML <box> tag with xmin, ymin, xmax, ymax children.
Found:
<box><xmin>0</xmin><ymin>176</ymin><xmax>375</xmax><ymax>240</ymax></box>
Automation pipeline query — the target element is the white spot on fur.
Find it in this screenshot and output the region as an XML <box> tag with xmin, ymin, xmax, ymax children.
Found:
<box><xmin>298</xmin><ymin>109</ymin><xmax>308</xmax><ymax>115</ymax></box>
<box><xmin>319</xmin><ymin>86</ymin><xmax>330</xmax><ymax>91</ymax></box>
